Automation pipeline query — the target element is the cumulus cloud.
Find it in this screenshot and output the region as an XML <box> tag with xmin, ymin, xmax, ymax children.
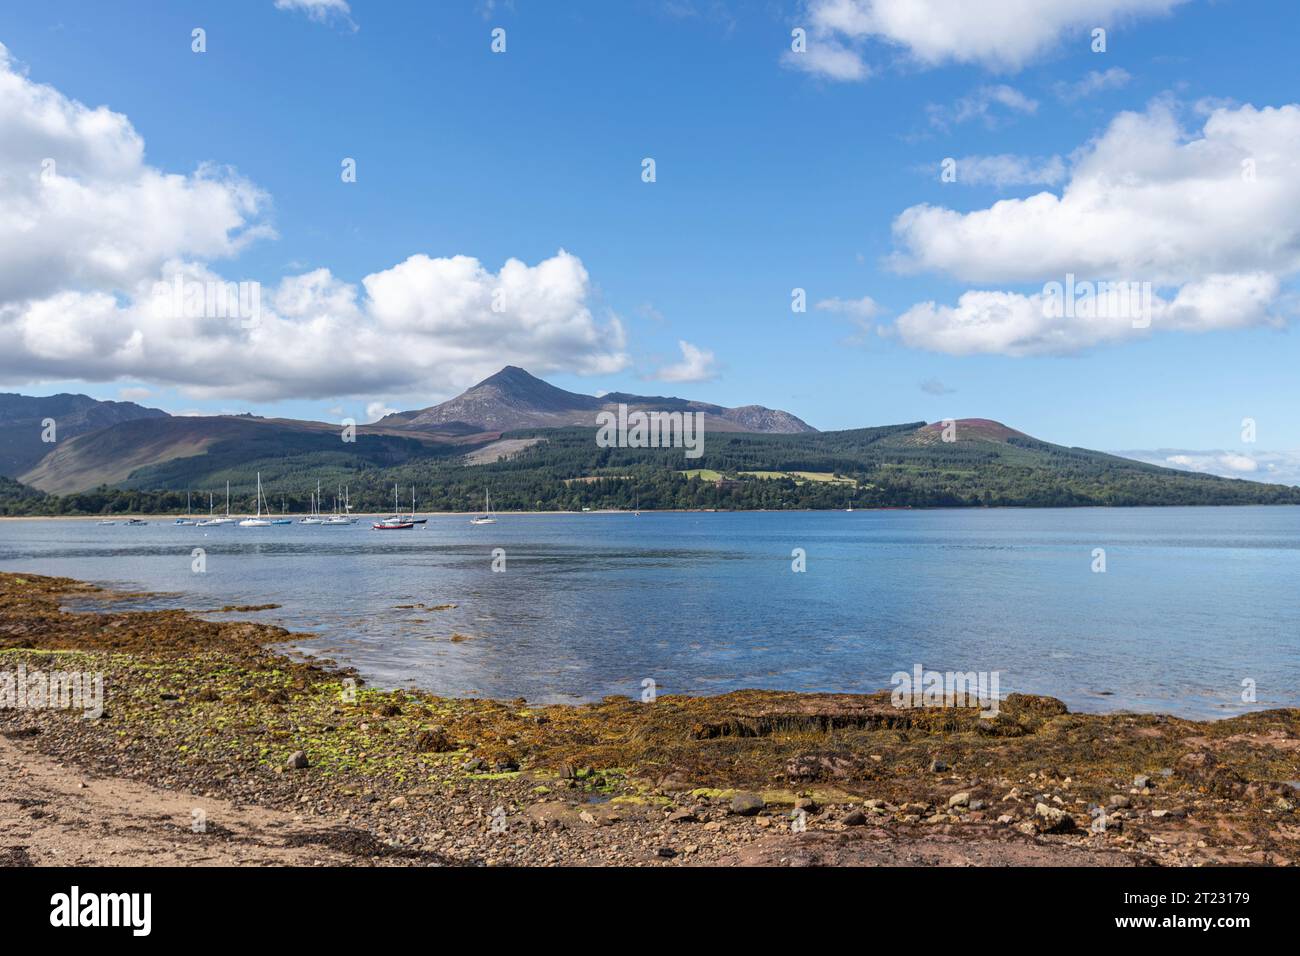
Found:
<box><xmin>0</xmin><ymin>251</ymin><xmax>629</xmax><ymax>401</ymax></box>
<box><xmin>653</xmin><ymin>340</ymin><xmax>719</xmax><ymax>383</ymax></box>
<box><xmin>0</xmin><ymin>44</ymin><xmax>627</xmax><ymax>402</ymax></box>
<box><xmin>887</xmin><ymin>100</ymin><xmax>1300</xmax><ymax>355</ymax></box>
<box><xmin>0</xmin><ymin>43</ymin><xmax>270</xmax><ymax>305</ymax></box>
<box><xmin>892</xmin><ymin>273</ymin><xmax>1279</xmax><ymax>356</ymax></box>
<box><xmin>1117</xmin><ymin>449</ymin><xmax>1300</xmax><ymax>486</ymax></box>
<box><xmin>788</xmin><ymin>0</ymin><xmax>1186</xmax><ymax>80</ymax></box>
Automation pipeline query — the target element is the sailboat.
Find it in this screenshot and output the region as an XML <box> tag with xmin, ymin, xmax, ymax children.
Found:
<box><xmin>198</xmin><ymin>482</ymin><xmax>236</xmax><ymax>526</ymax></box>
<box><xmin>322</xmin><ymin>488</ymin><xmax>348</xmax><ymax>524</ymax></box>
<box><xmin>373</xmin><ymin>483</ymin><xmax>413</xmax><ymax>529</ymax></box>
<box><xmin>238</xmin><ymin>474</ymin><xmax>272</xmax><ymax>526</ymax></box>
<box><xmin>174</xmin><ymin>491</ymin><xmax>198</xmax><ymax>525</ymax></box>
<box><xmin>469</xmin><ymin>490</ymin><xmax>496</xmax><ymax>525</ymax></box>
<box><xmin>300</xmin><ymin>482</ymin><xmax>324</xmax><ymax>524</ymax></box>
<box><xmin>403</xmin><ymin>486</ymin><xmax>427</xmax><ymax>524</ymax></box>
<box><xmin>320</xmin><ymin>484</ymin><xmax>357</xmax><ymax>524</ymax></box>
<box><xmin>271</xmin><ymin>494</ymin><xmax>292</xmax><ymax>524</ymax></box>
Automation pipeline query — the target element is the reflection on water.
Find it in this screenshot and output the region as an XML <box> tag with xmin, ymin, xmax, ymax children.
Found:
<box><xmin>2</xmin><ymin>507</ymin><xmax>1298</xmax><ymax>719</ymax></box>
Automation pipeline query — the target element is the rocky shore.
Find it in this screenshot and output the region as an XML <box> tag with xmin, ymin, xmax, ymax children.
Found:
<box><xmin>1</xmin><ymin>572</ymin><xmax>1297</xmax><ymax>867</ymax></box>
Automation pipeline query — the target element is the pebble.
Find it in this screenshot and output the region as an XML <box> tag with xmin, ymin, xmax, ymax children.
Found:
<box><xmin>285</xmin><ymin>751</ymin><xmax>309</xmax><ymax>770</ymax></box>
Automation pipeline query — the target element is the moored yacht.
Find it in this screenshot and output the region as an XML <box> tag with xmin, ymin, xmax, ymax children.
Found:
<box><xmin>238</xmin><ymin>474</ymin><xmax>272</xmax><ymax>527</ymax></box>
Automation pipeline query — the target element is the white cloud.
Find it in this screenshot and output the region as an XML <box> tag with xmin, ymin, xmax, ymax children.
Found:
<box><xmin>1054</xmin><ymin>67</ymin><xmax>1131</xmax><ymax>101</ymax></box>
<box><xmin>929</xmin><ymin>85</ymin><xmax>1038</xmax><ymax>130</ymax></box>
<box><xmin>789</xmin><ymin>0</ymin><xmax>1186</xmax><ymax>80</ymax></box>
<box><xmin>0</xmin><ymin>252</ymin><xmax>630</xmax><ymax>401</ymax></box>
<box><xmin>653</xmin><ymin>340</ymin><xmax>719</xmax><ymax>383</ymax></box>
<box><xmin>943</xmin><ymin>153</ymin><xmax>1067</xmax><ymax>187</ymax></box>
<box><xmin>1117</xmin><ymin>449</ymin><xmax>1300</xmax><ymax>486</ymax></box>
<box><xmin>781</xmin><ymin>38</ymin><xmax>872</xmax><ymax>82</ymax></box>
<box><xmin>892</xmin><ymin>273</ymin><xmax>1279</xmax><ymax>356</ymax></box>
<box><xmin>117</xmin><ymin>386</ymin><xmax>152</xmax><ymax>401</ymax></box>
<box><xmin>365</xmin><ymin>400</ymin><xmax>398</xmax><ymax>423</ymax></box>
<box><xmin>0</xmin><ymin>43</ymin><xmax>270</xmax><ymax>305</ymax></box>
<box><xmin>0</xmin><ymin>45</ymin><xmax>628</xmax><ymax>402</ymax></box>
<box><xmin>893</xmin><ymin>102</ymin><xmax>1300</xmax><ymax>285</ymax></box>
<box><xmin>887</xmin><ymin>100</ymin><xmax>1300</xmax><ymax>355</ymax></box>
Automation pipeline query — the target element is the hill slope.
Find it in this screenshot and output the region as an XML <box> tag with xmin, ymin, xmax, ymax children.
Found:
<box><xmin>0</xmin><ymin>393</ymin><xmax>168</xmax><ymax>477</ymax></box>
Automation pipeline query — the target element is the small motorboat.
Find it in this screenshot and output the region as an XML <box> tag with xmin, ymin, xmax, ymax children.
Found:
<box><xmin>125</xmin><ymin>518</ymin><xmax>147</xmax><ymax>526</ymax></box>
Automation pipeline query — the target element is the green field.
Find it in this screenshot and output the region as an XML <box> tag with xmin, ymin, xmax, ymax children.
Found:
<box><xmin>679</xmin><ymin>469</ymin><xmax>856</xmax><ymax>486</ymax></box>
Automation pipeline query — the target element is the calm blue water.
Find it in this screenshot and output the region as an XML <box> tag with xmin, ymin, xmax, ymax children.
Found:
<box><xmin>1</xmin><ymin>507</ymin><xmax>1297</xmax><ymax>719</ymax></box>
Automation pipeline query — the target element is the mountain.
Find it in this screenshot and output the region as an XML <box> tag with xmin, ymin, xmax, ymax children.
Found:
<box><xmin>379</xmin><ymin>366</ymin><xmax>817</xmax><ymax>434</ymax></box>
<box><xmin>3</xmin><ymin>370</ymin><xmax>1299</xmax><ymax>510</ymax></box>
<box><xmin>0</xmin><ymin>393</ymin><xmax>168</xmax><ymax>477</ymax></box>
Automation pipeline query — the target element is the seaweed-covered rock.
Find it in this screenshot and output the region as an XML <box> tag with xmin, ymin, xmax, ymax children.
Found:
<box><xmin>414</xmin><ymin>728</ymin><xmax>453</xmax><ymax>753</ymax></box>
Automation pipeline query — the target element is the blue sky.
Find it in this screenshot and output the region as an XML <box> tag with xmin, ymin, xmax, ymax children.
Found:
<box><xmin>1</xmin><ymin>1</ymin><xmax>1298</xmax><ymax>481</ymax></box>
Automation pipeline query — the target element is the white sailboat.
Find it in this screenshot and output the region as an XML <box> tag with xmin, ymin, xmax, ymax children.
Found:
<box><xmin>174</xmin><ymin>491</ymin><xmax>197</xmax><ymax>525</ymax></box>
<box><xmin>470</xmin><ymin>489</ymin><xmax>496</xmax><ymax>525</ymax></box>
<box><xmin>322</xmin><ymin>486</ymin><xmax>349</xmax><ymax>524</ymax></box>
<box><xmin>300</xmin><ymin>481</ymin><xmax>325</xmax><ymax>524</ymax></box>
<box><xmin>198</xmin><ymin>482</ymin><xmax>236</xmax><ymax>526</ymax></box>
<box><xmin>238</xmin><ymin>474</ymin><xmax>272</xmax><ymax>526</ymax></box>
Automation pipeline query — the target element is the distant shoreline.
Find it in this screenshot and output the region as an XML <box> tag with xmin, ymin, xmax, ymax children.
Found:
<box><xmin>3</xmin><ymin>502</ymin><xmax>1300</xmax><ymax>520</ymax></box>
